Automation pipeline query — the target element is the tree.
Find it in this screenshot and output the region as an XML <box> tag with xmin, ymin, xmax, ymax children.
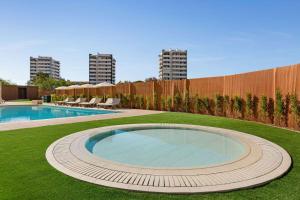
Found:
<box><xmin>0</xmin><ymin>78</ymin><xmax>14</xmax><ymax>86</ymax></box>
<box><xmin>29</xmin><ymin>72</ymin><xmax>71</xmax><ymax>90</ymax></box>
<box><xmin>145</xmin><ymin>77</ymin><xmax>157</xmax><ymax>82</ymax></box>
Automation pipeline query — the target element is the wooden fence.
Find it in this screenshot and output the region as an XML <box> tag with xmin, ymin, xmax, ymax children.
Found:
<box><xmin>55</xmin><ymin>63</ymin><xmax>300</xmax><ymax>130</ymax></box>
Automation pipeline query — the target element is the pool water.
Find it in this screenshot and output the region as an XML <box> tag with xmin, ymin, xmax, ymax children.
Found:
<box><xmin>86</xmin><ymin>127</ymin><xmax>246</xmax><ymax>168</ymax></box>
<box><xmin>0</xmin><ymin>105</ymin><xmax>115</xmax><ymax>123</ymax></box>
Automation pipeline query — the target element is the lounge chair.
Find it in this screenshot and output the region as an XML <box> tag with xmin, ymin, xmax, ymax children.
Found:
<box><xmin>79</xmin><ymin>97</ymin><xmax>101</xmax><ymax>107</ymax></box>
<box><xmin>97</xmin><ymin>98</ymin><xmax>120</xmax><ymax>109</ymax></box>
<box><xmin>66</xmin><ymin>98</ymin><xmax>86</xmax><ymax>106</ymax></box>
<box><xmin>56</xmin><ymin>97</ymin><xmax>74</xmax><ymax>105</ymax></box>
<box><xmin>0</xmin><ymin>97</ymin><xmax>5</xmax><ymax>104</ymax></box>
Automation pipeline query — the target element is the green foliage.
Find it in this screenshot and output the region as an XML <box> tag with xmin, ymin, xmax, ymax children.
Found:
<box><xmin>260</xmin><ymin>95</ymin><xmax>268</xmax><ymax>117</ymax></box>
<box><xmin>183</xmin><ymin>90</ymin><xmax>190</xmax><ymax>112</ymax></box>
<box><xmin>233</xmin><ymin>96</ymin><xmax>243</xmax><ymax>114</ymax></box>
<box><xmin>0</xmin><ymin>78</ymin><xmax>14</xmax><ymax>86</ymax></box>
<box><xmin>79</xmin><ymin>94</ymin><xmax>86</xmax><ymax>98</ymax></box>
<box><xmin>252</xmin><ymin>96</ymin><xmax>259</xmax><ymax>118</ymax></box>
<box><xmin>173</xmin><ymin>93</ymin><xmax>182</xmax><ymax>112</ymax></box>
<box><xmin>246</xmin><ymin>93</ymin><xmax>253</xmax><ymax>116</ymax></box>
<box><xmin>133</xmin><ymin>95</ymin><xmax>145</xmax><ymax>109</ymax></box>
<box><xmin>194</xmin><ymin>95</ymin><xmax>203</xmax><ymax>113</ymax></box>
<box><xmin>290</xmin><ymin>94</ymin><xmax>300</xmax><ymax>120</ymax></box>
<box><xmin>120</xmin><ymin>93</ymin><xmax>129</xmax><ymax>108</ymax></box>
<box><xmin>153</xmin><ymin>92</ymin><xmax>159</xmax><ymax>110</ymax></box>
<box><xmin>139</xmin><ymin>96</ymin><xmax>145</xmax><ymax>109</ymax></box>
<box><xmin>268</xmin><ymin>98</ymin><xmax>275</xmax><ymax>123</ymax></box>
<box><xmin>146</xmin><ymin>96</ymin><xmax>151</xmax><ymax>110</ymax></box>
<box><xmin>215</xmin><ymin>94</ymin><xmax>224</xmax><ymax>115</ymax></box>
<box><xmin>161</xmin><ymin>97</ymin><xmax>166</xmax><ymax>111</ymax></box>
<box><xmin>166</xmin><ymin>96</ymin><xmax>172</xmax><ymax>111</ymax></box>
<box><xmin>134</xmin><ymin>95</ymin><xmax>140</xmax><ymax>108</ymax></box>
<box><xmin>223</xmin><ymin>95</ymin><xmax>230</xmax><ymax>115</ymax></box>
<box><xmin>30</xmin><ymin>72</ymin><xmax>71</xmax><ymax>90</ymax></box>
<box><xmin>275</xmin><ymin>89</ymin><xmax>284</xmax><ymax>120</ymax></box>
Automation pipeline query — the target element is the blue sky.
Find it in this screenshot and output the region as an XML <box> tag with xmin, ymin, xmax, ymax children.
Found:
<box><xmin>0</xmin><ymin>0</ymin><xmax>300</xmax><ymax>84</ymax></box>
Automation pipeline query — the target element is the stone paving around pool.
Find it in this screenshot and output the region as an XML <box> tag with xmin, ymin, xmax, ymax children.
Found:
<box><xmin>46</xmin><ymin>124</ymin><xmax>292</xmax><ymax>194</ymax></box>
<box><xmin>0</xmin><ymin>103</ymin><xmax>163</xmax><ymax>131</ymax></box>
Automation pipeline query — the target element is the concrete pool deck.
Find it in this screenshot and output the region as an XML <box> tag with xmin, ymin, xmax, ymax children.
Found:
<box><xmin>0</xmin><ymin>103</ymin><xmax>163</xmax><ymax>131</ymax></box>
<box><xmin>46</xmin><ymin>124</ymin><xmax>291</xmax><ymax>194</ymax></box>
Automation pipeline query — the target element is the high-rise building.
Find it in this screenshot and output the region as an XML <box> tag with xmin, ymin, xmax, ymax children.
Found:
<box><xmin>30</xmin><ymin>56</ymin><xmax>60</xmax><ymax>81</ymax></box>
<box><xmin>89</xmin><ymin>53</ymin><xmax>116</xmax><ymax>84</ymax></box>
<box><xmin>159</xmin><ymin>49</ymin><xmax>187</xmax><ymax>80</ymax></box>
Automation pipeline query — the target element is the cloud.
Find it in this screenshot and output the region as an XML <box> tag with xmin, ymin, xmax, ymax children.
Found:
<box><xmin>0</xmin><ymin>39</ymin><xmax>48</xmax><ymax>52</ymax></box>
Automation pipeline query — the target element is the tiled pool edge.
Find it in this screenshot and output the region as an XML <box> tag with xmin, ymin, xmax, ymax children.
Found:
<box><xmin>46</xmin><ymin>124</ymin><xmax>292</xmax><ymax>194</ymax></box>
<box><xmin>0</xmin><ymin>105</ymin><xmax>163</xmax><ymax>131</ymax></box>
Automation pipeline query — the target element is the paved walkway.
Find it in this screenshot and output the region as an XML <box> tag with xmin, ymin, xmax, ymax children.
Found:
<box><xmin>46</xmin><ymin>124</ymin><xmax>291</xmax><ymax>193</ymax></box>
<box><xmin>0</xmin><ymin>103</ymin><xmax>163</xmax><ymax>131</ymax></box>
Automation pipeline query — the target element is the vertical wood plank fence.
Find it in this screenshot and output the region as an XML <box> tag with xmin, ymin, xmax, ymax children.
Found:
<box><xmin>55</xmin><ymin>63</ymin><xmax>300</xmax><ymax>130</ymax></box>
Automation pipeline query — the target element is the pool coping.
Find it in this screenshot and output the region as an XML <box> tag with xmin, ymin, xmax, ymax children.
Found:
<box><xmin>46</xmin><ymin>124</ymin><xmax>292</xmax><ymax>193</ymax></box>
<box><xmin>0</xmin><ymin>103</ymin><xmax>163</xmax><ymax>131</ymax></box>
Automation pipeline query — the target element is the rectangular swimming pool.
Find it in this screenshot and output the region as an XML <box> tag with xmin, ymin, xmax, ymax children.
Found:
<box><xmin>0</xmin><ymin>105</ymin><xmax>116</xmax><ymax>123</ymax></box>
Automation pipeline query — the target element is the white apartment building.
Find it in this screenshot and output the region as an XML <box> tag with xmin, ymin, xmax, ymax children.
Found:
<box><xmin>30</xmin><ymin>56</ymin><xmax>60</xmax><ymax>80</ymax></box>
<box><xmin>159</xmin><ymin>49</ymin><xmax>187</xmax><ymax>80</ymax></box>
<box><xmin>89</xmin><ymin>53</ymin><xmax>116</xmax><ymax>84</ymax></box>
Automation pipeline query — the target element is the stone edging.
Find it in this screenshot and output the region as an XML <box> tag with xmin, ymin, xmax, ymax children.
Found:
<box><xmin>46</xmin><ymin>124</ymin><xmax>291</xmax><ymax>193</ymax></box>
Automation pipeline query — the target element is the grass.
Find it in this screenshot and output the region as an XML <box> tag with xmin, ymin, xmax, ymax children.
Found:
<box><xmin>0</xmin><ymin>112</ymin><xmax>299</xmax><ymax>200</ymax></box>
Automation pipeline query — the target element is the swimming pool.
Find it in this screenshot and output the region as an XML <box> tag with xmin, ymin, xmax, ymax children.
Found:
<box><xmin>0</xmin><ymin>105</ymin><xmax>115</xmax><ymax>123</ymax></box>
<box><xmin>86</xmin><ymin>127</ymin><xmax>246</xmax><ymax>168</ymax></box>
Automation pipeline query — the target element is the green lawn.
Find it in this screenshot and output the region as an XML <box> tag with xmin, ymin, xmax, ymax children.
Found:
<box><xmin>0</xmin><ymin>112</ymin><xmax>299</xmax><ymax>200</ymax></box>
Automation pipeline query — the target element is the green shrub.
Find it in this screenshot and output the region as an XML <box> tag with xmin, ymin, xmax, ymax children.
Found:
<box><xmin>215</xmin><ymin>94</ymin><xmax>224</xmax><ymax>115</ymax></box>
<box><xmin>246</xmin><ymin>93</ymin><xmax>253</xmax><ymax>117</ymax></box>
<box><xmin>146</xmin><ymin>96</ymin><xmax>151</xmax><ymax>110</ymax></box>
<box><xmin>224</xmin><ymin>95</ymin><xmax>230</xmax><ymax>116</ymax></box>
<box><xmin>174</xmin><ymin>92</ymin><xmax>182</xmax><ymax>112</ymax></box>
<box><xmin>290</xmin><ymin>94</ymin><xmax>300</xmax><ymax>119</ymax></box>
<box><xmin>202</xmin><ymin>97</ymin><xmax>214</xmax><ymax>115</ymax></box>
<box><xmin>120</xmin><ymin>94</ymin><xmax>129</xmax><ymax>108</ymax></box>
<box><xmin>194</xmin><ymin>95</ymin><xmax>203</xmax><ymax>113</ymax></box>
<box><xmin>253</xmin><ymin>96</ymin><xmax>259</xmax><ymax>118</ymax></box>
<box><xmin>167</xmin><ymin>96</ymin><xmax>172</xmax><ymax>111</ymax></box>
<box><xmin>268</xmin><ymin>98</ymin><xmax>275</xmax><ymax>123</ymax></box>
<box><xmin>233</xmin><ymin>96</ymin><xmax>243</xmax><ymax>117</ymax></box>
<box><xmin>139</xmin><ymin>96</ymin><xmax>145</xmax><ymax>109</ymax></box>
<box><xmin>183</xmin><ymin>90</ymin><xmax>190</xmax><ymax>112</ymax></box>
<box><xmin>275</xmin><ymin>89</ymin><xmax>284</xmax><ymax>123</ymax></box>
<box><xmin>153</xmin><ymin>92</ymin><xmax>159</xmax><ymax>110</ymax></box>
<box><xmin>161</xmin><ymin>97</ymin><xmax>166</xmax><ymax>111</ymax></box>
<box><xmin>134</xmin><ymin>95</ymin><xmax>140</xmax><ymax>108</ymax></box>
<box><xmin>260</xmin><ymin>95</ymin><xmax>268</xmax><ymax>118</ymax></box>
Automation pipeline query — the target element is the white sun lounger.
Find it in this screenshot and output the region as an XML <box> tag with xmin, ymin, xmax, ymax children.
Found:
<box><xmin>79</xmin><ymin>97</ymin><xmax>101</xmax><ymax>107</ymax></box>
<box><xmin>56</xmin><ymin>97</ymin><xmax>74</xmax><ymax>105</ymax></box>
<box><xmin>66</xmin><ymin>98</ymin><xmax>86</xmax><ymax>106</ymax></box>
<box><xmin>97</xmin><ymin>98</ymin><xmax>120</xmax><ymax>109</ymax></box>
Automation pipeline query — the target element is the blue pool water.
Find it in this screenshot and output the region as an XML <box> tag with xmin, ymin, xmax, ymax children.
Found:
<box><xmin>0</xmin><ymin>105</ymin><xmax>115</xmax><ymax>123</ymax></box>
<box><xmin>86</xmin><ymin>127</ymin><xmax>246</xmax><ymax>168</ymax></box>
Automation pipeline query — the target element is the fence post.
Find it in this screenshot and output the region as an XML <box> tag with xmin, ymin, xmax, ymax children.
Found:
<box><xmin>152</xmin><ymin>81</ymin><xmax>156</xmax><ymax>109</ymax></box>
<box><xmin>128</xmin><ymin>82</ymin><xmax>132</xmax><ymax>108</ymax></box>
<box><xmin>273</xmin><ymin>67</ymin><xmax>277</xmax><ymax>100</ymax></box>
<box><xmin>171</xmin><ymin>81</ymin><xmax>175</xmax><ymax>108</ymax></box>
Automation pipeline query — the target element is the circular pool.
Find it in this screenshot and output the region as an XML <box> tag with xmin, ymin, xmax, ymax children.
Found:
<box><xmin>85</xmin><ymin>127</ymin><xmax>247</xmax><ymax>168</ymax></box>
<box><xmin>46</xmin><ymin>124</ymin><xmax>291</xmax><ymax>193</ymax></box>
